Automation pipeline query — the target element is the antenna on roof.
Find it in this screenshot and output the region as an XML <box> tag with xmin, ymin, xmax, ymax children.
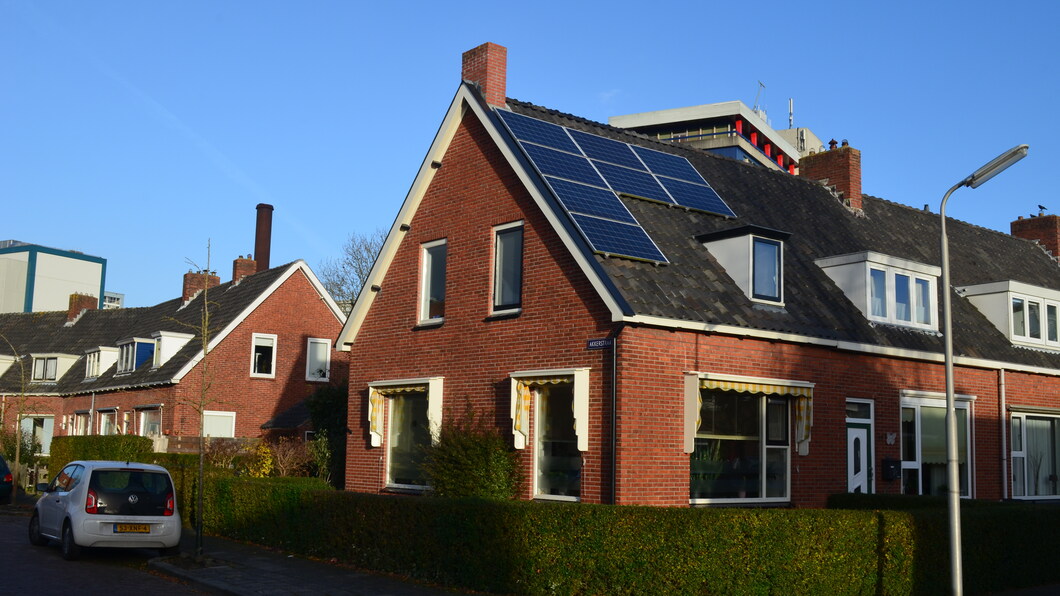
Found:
<box><xmin>752</xmin><ymin>81</ymin><xmax>766</xmax><ymax>117</ymax></box>
<box><xmin>788</xmin><ymin>98</ymin><xmax>794</xmax><ymax>129</ymax></box>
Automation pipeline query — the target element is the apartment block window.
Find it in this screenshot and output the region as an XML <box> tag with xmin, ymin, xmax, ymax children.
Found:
<box><xmin>901</xmin><ymin>394</ymin><xmax>970</xmax><ymax>497</ymax></box>
<box><xmin>752</xmin><ymin>237</ymin><xmax>782</xmax><ymax>302</ymax></box>
<box><xmin>492</xmin><ymin>223</ymin><xmax>523</xmax><ymax>313</ymax></box>
<box><xmin>368</xmin><ymin>378</ymin><xmax>443</xmax><ymax>490</ymax></box>
<box><xmin>305</xmin><ymin>338</ymin><xmax>331</xmax><ymax>382</ymax></box>
<box><xmin>419</xmin><ymin>239</ymin><xmax>447</xmax><ymax>323</ymax></box>
<box><xmin>251</xmin><ymin>333</ymin><xmax>277</xmax><ymax>378</ymax></box>
<box><xmin>32</xmin><ymin>357</ymin><xmax>57</xmax><ymax>381</ymax></box>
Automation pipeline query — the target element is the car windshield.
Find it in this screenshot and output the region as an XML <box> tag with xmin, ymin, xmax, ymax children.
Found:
<box><xmin>88</xmin><ymin>470</ymin><xmax>173</xmax><ymax>516</ymax></box>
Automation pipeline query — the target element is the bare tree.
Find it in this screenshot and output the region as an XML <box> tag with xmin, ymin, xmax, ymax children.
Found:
<box><xmin>318</xmin><ymin>228</ymin><xmax>386</xmax><ymax>313</ymax></box>
<box><xmin>0</xmin><ymin>333</ymin><xmax>29</xmax><ymax>505</ymax></box>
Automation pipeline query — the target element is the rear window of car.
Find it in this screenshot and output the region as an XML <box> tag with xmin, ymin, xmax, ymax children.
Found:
<box><xmin>88</xmin><ymin>470</ymin><xmax>174</xmax><ymax>516</ymax></box>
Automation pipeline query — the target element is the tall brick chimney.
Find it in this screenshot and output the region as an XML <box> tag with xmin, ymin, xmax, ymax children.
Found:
<box><xmin>67</xmin><ymin>293</ymin><xmax>97</xmax><ymax>323</ymax></box>
<box><xmin>183</xmin><ymin>270</ymin><xmax>220</xmax><ymax>302</ymax></box>
<box><xmin>799</xmin><ymin>139</ymin><xmax>862</xmax><ymax>210</ymax></box>
<box><xmin>462</xmin><ymin>42</ymin><xmax>507</xmax><ymax>108</ymax></box>
<box><xmin>1012</xmin><ymin>214</ymin><xmax>1060</xmax><ymax>257</ymax></box>
<box><xmin>233</xmin><ymin>255</ymin><xmax>256</xmax><ymax>282</ymax></box>
<box><xmin>255</xmin><ymin>203</ymin><xmax>274</xmax><ymax>273</ymax></box>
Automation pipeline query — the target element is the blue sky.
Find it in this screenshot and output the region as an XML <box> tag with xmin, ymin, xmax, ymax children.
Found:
<box><xmin>3</xmin><ymin>1</ymin><xmax>1057</xmax><ymax>307</ymax></box>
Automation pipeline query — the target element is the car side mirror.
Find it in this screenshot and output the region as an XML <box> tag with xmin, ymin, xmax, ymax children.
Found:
<box><xmin>36</xmin><ymin>483</ymin><xmax>51</xmax><ymax>493</ymax></box>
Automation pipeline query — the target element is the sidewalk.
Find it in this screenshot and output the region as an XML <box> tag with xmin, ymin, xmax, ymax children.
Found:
<box><xmin>150</xmin><ymin>529</ymin><xmax>462</xmax><ymax>596</ymax></box>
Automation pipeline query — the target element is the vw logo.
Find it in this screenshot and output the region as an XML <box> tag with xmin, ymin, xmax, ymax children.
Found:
<box><xmin>128</xmin><ymin>494</ymin><xmax>139</xmax><ymax>504</ymax></box>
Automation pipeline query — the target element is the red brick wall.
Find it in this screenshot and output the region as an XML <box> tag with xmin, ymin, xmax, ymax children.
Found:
<box><xmin>32</xmin><ymin>267</ymin><xmax>344</xmax><ymax>442</ymax></box>
<box><xmin>345</xmin><ymin>112</ymin><xmax>614</xmax><ymax>501</ymax></box>
<box><xmin>1011</xmin><ymin>214</ymin><xmax>1060</xmax><ymax>258</ymax></box>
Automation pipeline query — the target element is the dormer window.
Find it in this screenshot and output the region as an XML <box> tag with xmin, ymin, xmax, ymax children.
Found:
<box><xmin>698</xmin><ymin>225</ymin><xmax>789</xmax><ymax>305</ymax></box>
<box><xmin>962</xmin><ymin>281</ymin><xmax>1060</xmax><ymax>349</ymax></box>
<box><xmin>117</xmin><ymin>338</ymin><xmax>155</xmax><ymax>374</ymax></box>
<box><xmin>818</xmin><ymin>252</ymin><xmax>940</xmax><ymax>331</ymax></box>
<box><xmin>32</xmin><ymin>357</ymin><xmax>57</xmax><ymax>381</ymax></box>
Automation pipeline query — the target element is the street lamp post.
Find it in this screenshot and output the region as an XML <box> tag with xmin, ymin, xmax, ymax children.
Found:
<box><xmin>939</xmin><ymin>144</ymin><xmax>1028</xmax><ymax>596</ymax></box>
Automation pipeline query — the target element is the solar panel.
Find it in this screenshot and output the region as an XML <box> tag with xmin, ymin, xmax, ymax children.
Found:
<box><xmin>497</xmin><ymin>110</ymin><xmax>579</xmax><ymax>154</ymax></box>
<box><xmin>569</xmin><ymin>129</ymin><xmax>643</xmax><ymax>170</ymax></box>
<box><xmin>632</xmin><ymin>146</ymin><xmax>705</xmax><ymax>183</ymax></box>
<box><xmin>569</xmin><ymin>213</ymin><xmax>667</xmax><ymax>263</ymax></box>
<box><xmin>545</xmin><ymin>177</ymin><xmax>638</xmax><ymax>224</ymax></box>
<box><xmin>593</xmin><ymin>162</ymin><xmax>674</xmax><ymax>204</ymax></box>
<box><xmin>658</xmin><ymin>177</ymin><xmax>736</xmax><ymax>217</ymax></box>
<box><xmin>522</xmin><ymin>144</ymin><xmax>607</xmax><ymax>188</ymax></box>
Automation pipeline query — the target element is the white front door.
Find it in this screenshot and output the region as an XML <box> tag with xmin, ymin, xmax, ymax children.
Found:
<box><xmin>847</xmin><ymin>423</ymin><xmax>872</xmax><ymax>493</ymax></box>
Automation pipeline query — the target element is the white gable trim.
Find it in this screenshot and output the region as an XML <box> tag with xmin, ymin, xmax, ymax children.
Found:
<box><xmin>337</xmin><ymin>85</ymin><xmax>624</xmax><ymax>350</ymax></box>
<box><xmin>171</xmin><ymin>261</ymin><xmax>340</xmax><ymax>382</ymax></box>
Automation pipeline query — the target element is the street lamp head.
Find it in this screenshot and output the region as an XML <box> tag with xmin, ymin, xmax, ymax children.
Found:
<box><xmin>966</xmin><ymin>144</ymin><xmax>1029</xmax><ymax>189</ymax></box>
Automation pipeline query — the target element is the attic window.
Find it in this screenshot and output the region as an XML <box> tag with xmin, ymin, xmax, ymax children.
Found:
<box><xmin>32</xmin><ymin>357</ymin><xmax>58</xmax><ymax>382</ymax></box>
<box><xmin>697</xmin><ymin>225</ymin><xmax>790</xmax><ymax>305</ymax></box>
<box><xmin>817</xmin><ymin>251</ymin><xmax>940</xmax><ymax>332</ymax></box>
<box><xmin>117</xmin><ymin>339</ymin><xmax>155</xmax><ymax>374</ymax></box>
<box><xmin>959</xmin><ymin>281</ymin><xmax>1060</xmax><ymax>350</ymax></box>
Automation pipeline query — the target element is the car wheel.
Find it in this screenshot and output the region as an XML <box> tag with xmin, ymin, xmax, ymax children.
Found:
<box><xmin>61</xmin><ymin>523</ymin><xmax>81</xmax><ymax>561</ymax></box>
<box><xmin>28</xmin><ymin>513</ymin><xmax>48</xmax><ymax>547</ymax></box>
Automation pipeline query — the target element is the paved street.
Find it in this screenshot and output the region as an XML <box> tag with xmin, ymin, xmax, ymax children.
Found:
<box><xmin>0</xmin><ymin>511</ymin><xmax>204</xmax><ymax>594</ymax></box>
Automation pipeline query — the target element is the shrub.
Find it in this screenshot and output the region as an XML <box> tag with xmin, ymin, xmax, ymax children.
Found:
<box><xmin>243</xmin><ymin>440</ymin><xmax>274</xmax><ymax>478</ymax></box>
<box><xmin>48</xmin><ymin>435</ymin><xmax>153</xmax><ymax>469</ymax></box>
<box><xmin>270</xmin><ymin>436</ymin><xmax>312</xmax><ymax>477</ymax></box>
<box><xmin>421</xmin><ymin>413</ymin><xmax>519</xmax><ymax>499</ymax></box>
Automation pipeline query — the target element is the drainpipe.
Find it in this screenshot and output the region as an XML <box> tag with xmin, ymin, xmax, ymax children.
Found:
<box><xmin>90</xmin><ymin>393</ymin><xmax>96</xmax><ymax>435</ymax></box>
<box><xmin>609</xmin><ymin>324</ymin><xmax>624</xmax><ymax>505</ymax></box>
<box><xmin>999</xmin><ymin>369</ymin><xmax>1008</xmax><ymax>500</ymax></box>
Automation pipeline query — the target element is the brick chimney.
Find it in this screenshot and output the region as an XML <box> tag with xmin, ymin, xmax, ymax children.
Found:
<box><xmin>462</xmin><ymin>42</ymin><xmax>507</xmax><ymax>108</ymax></box>
<box><xmin>233</xmin><ymin>255</ymin><xmax>256</xmax><ymax>282</ymax></box>
<box><xmin>182</xmin><ymin>270</ymin><xmax>220</xmax><ymax>302</ymax></box>
<box><xmin>799</xmin><ymin>139</ymin><xmax>862</xmax><ymax>210</ymax></box>
<box><xmin>1012</xmin><ymin>214</ymin><xmax>1060</xmax><ymax>257</ymax></box>
<box><xmin>254</xmin><ymin>203</ymin><xmax>274</xmax><ymax>273</ymax></box>
<box><xmin>67</xmin><ymin>293</ymin><xmax>97</xmax><ymax>323</ymax></box>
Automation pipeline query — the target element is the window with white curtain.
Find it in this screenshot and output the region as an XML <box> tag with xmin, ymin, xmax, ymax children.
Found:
<box><xmin>1011</xmin><ymin>413</ymin><xmax>1060</xmax><ymax>498</ymax></box>
<box><xmin>305</xmin><ymin>338</ymin><xmax>330</xmax><ymax>381</ymax></box>
<box><xmin>900</xmin><ymin>395</ymin><xmax>971</xmax><ymax>497</ymax></box>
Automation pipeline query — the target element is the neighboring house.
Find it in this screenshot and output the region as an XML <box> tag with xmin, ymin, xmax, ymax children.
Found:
<box><xmin>0</xmin><ymin>241</ymin><xmax>107</xmax><ymax>314</ymax></box>
<box><xmin>0</xmin><ymin>256</ymin><xmax>346</xmax><ymax>456</ymax></box>
<box><xmin>338</xmin><ymin>42</ymin><xmax>1060</xmax><ymax>509</ymax></box>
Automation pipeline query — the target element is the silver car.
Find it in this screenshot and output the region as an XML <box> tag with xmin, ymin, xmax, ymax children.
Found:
<box><xmin>29</xmin><ymin>460</ymin><xmax>181</xmax><ymax>559</ymax></box>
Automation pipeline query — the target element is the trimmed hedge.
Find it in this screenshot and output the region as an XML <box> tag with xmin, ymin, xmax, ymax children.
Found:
<box><xmin>48</xmin><ymin>435</ymin><xmax>153</xmax><ymax>470</ymax></box>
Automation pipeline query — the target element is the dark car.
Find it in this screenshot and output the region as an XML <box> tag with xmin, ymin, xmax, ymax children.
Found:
<box><xmin>0</xmin><ymin>454</ymin><xmax>12</xmax><ymax>500</ymax></box>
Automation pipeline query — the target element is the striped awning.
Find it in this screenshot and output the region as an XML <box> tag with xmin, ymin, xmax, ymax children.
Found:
<box><xmin>700</xmin><ymin>379</ymin><xmax>812</xmax><ymax>398</ymax></box>
<box><xmin>372</xmin><ymin>384</ymin><xmax>427</xmax><ymax>396</ymax></box>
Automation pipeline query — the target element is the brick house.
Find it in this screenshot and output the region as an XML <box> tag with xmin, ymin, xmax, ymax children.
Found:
<box><xmin>0</xmin><ymin>248</ymin><xmax>346</xmax><ymax>456</ymax></box>
<box><xmin>338</xmin><ymin>43</ymin><xmax>1060</xmax><ymax>508</ymax></box>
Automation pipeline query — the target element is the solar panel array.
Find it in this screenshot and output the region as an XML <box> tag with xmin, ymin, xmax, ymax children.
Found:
<box><xmin>497</xmin><ymin>110</ymin><xmax>735</xmax><ymax>263</ymax></box>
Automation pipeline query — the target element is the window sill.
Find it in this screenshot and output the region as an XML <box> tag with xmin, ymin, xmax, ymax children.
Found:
<box><xmin>305</xmin><ymin>377</ymin><xmax>330</xmax><ymax>383</ymax></box>
<box><xmin>486</xmin><ymin>309</ymin><xmax>521</xmax><ymax>321</ymax></box>
<box><xmin>413</xmin><ymin>319</ymin><xmax>445</xmax><ymax>330</ymax></box>
<box><xmin>533</xmin><ymin>494</ymin><xmax>579</xmax><ymax>503</ymax></box>
<box><xmin>250</xmin><ymin>374</ymin><xmax>276</xmax><ymax>380</ymax></box>
<box><xmin>383</xmin><ymin>485</ymin><xmax>428</xmax><ymax>495</ymax></box>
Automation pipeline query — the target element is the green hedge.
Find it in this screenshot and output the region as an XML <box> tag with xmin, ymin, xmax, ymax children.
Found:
<box><xmin>48</xmin><ymin>435</ymin><xmax>154</xmax><ymax>471</ymax></box>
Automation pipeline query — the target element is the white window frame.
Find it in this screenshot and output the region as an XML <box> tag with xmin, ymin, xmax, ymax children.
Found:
<box><xmin>85</xmin><ymin>351</ymin><xmax>100</xmax><ymax>379</ymax></box>
<box><xmin>867</xmin><ymin>266</ymin><xmax>937</xmax><ymax>330</ymax></box>
<box><xmin>203</xmin><ymin>410</ymin><xmax>236</xmax><ymax>438</ymax></box>
<box><xmin>20</xmin><ymin>415</ymin><xmax>54</xmax><ymax>455</ymax></box>
<box><xmin>305</xmin><ymin>338</ymin><xmax>331</xmax><ymax>382</ymax></box>
<box><xmin>509</xmin><ymin>368</ymin><xmax>590</xmax><ymax>503</ymax></box>
<box><xmin>367</xmin><ymin>377</ymin><xmax>444</xmax><ymax>491</ymax></box>
<box><xmin>900</xmin><ymin>390</ymin><xmax>975</xmax><ymax>498</ymax></box>
<box><xmin>419</xmin><ymin>239</ymin><xmax>447</xmax><ymax>325</ymax></box>
<box><xmin>1010</xmin><ymin>293</ymin><xmax>1060</xmax><ymax>348</ymax></box>
<box><xmin>250</xmin><ymin>333</ymin><xmax>277</xmax><ymax>379</ymax></box>
<box><xmin>32</xmin><ymin>356</ymin><xmax>58</xmax><ymax>382</ymax></box>
<box><xmin>751</xmin><ymin>236</ymin><xmax>783</xmax><ymax>303</ymax></box>
<box><xmin>491</xmin><ymin>222</ymin><xmax>524</xmax><ymax>315</ymax></box>
<box><xmin>98</xmin><ymin>409</ymin><xmax>118</xmax><ymax>435</ymax></box>
<box><xmin>1009</xmin><ymin>409</ymin><xmax>1060</xmax><ymax>499</ymax></box>
<box><xmin>73</xmin><ymin>412</ymin><xmax>90</xmax><ymax>436</ymax></box>
<box><xmin>138</xmin><ymin>408</ymin><xmax>163</xmax><ymax>437</ymax></box>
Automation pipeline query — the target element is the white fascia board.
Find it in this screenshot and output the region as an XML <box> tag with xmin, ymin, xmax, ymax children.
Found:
<box><xmin>622</xmin><ymin>314</ymin><xmax>1060</xmax><ymax>378</ymax></box>
<box><xmin>816</xmin><ymin>251</ymin><xmax>941</xmax><ymax>277</ymax></box>
<box><xmin>171</xmin><ymin>261</ymin><xmax>306</xmax><ymax>382</ymax></box>
<box><xmin>296</xmin><ymin>261</ymin><xmax>347</xmax><ymax>323</ymax></box>
<box><xmin>337</xmin><ymin>85</ymin><xmax>626</xmax><ymax>349</ymax></box>
<box><xmin>961</xmin><ymin>279</ymin><xmax>1060</xmax><ymax>303</ymax></box>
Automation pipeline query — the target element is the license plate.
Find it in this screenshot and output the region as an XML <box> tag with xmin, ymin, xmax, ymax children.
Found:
<box><xmin>114</xmin><ymin>523</ymin><xmax>150</xmax><ymax>533</ymax></box>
